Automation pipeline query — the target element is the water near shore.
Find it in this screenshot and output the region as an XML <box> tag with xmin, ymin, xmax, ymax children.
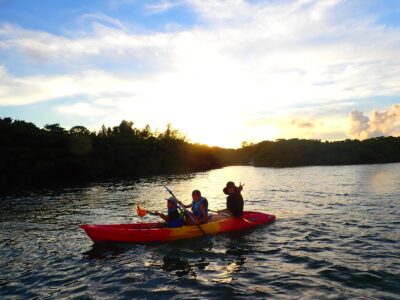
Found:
<box><xmin>1</xmin><ymin>164</ymin><xmax>399</xmax><ymax>299</ymax></box>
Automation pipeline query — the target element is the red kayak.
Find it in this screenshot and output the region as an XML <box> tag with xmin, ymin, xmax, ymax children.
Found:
<box><xmin>80</xmin><ymin>211</ymin><xmax>276</xmax><ymax>243</ymax></box>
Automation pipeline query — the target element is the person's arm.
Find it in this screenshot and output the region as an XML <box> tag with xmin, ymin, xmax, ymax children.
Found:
<box><xmin>177</xmin><ymin>200</ymin><xmax>192</xmax><ymax>209</ymax></box>
<box><xmin>155</xmin><ymin>212</ymin><xmax>168</xmax><ymax>221</ymax></box>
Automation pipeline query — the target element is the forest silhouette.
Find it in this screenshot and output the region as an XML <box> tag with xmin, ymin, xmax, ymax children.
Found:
<box><xmin>1</xmin><ymin>117</ymin><xmax>400</xmax><ymax>188</ymax></box>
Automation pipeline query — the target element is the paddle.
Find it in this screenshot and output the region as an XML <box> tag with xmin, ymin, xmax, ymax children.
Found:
<box><xmin>161</xmin><ymin>183</ymin><xmax>208</xmax><ymax>237</ymax></box>
<box><xmin>135</xmin><ymin>204</ymin><xmax>170</xmax><ymax>229</ymax></box>
<box><xmin>136</xmin><ymin>205</ymin><xmax>158</xmax><ymax>217</ymax></box>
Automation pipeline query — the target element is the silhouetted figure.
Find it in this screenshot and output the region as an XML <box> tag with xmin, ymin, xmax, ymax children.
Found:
<box><xmin>223</xmin><ymin>181</ymin><xmax>244</xmax><ymax>218</ymax></box>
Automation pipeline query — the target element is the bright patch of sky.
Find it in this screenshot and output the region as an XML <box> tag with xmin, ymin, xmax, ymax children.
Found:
<box><xmin>1</xmin><ymin>0</ymin><xmax>400</xmax><ymax>147</ymax></box>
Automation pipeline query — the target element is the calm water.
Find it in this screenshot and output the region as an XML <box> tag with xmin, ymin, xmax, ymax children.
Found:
<box><xmin>1</xmin><ymin>164</ymin><xmax>400</xmax><ymax>299</ymax></box>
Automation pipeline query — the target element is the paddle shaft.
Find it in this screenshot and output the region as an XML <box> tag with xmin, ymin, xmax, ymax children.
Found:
<box><xmin>161</xmin><ymin>183</ymin><xmax>208</xmax><ymax>237</ymax></box>
<box><xmin>137</xmin><ymin>205</ymin><xmax>160</xmax><ymax>217</ymax></box>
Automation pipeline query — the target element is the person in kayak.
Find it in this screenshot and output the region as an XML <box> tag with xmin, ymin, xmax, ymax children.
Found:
<box><xmin>154</xmin><ymin>197</ymin><xmax>184</xmax><ymax>228</ymax></box>
<box><xmin>178</xmin><ymin>190</ymin><xmax>209</xmax><ymax>225</ymax></box>
<box><xmin>222</xmin><ymin>181</ymin><xmax>244</xmax><ymax>217</ymax></box>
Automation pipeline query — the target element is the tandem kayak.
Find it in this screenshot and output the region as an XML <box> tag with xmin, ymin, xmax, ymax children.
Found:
<box><xmin>80</xmin><ymin>211</ymin><xmax>276</xmax><ymax>243</ymax></box>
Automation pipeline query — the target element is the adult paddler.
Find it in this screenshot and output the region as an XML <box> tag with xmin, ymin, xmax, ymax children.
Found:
<box><xmin>222</xmin><ymin>181</ymin><xmax>244</xmax><ymax>218</ymax></box>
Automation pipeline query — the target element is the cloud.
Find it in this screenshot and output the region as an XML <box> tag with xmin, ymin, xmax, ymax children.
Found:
<box><xmin>279</xmin><ymin>117</ymin><xmax>317</xmax><ymax>139</ymax></box>
<box><xmin>0</xmin><ymin>23</ymin><xmax>173</xmax><ymax>66</ymax></box>
<box><xmin>309</xmin><ymin>0</ymin><xmax>343</xmax><ymax>21</ymax></box>
<box><xmin>1</xmin><ymin>1</ymin><xmax>400</xmax><ymax>103</ymax></box>
<box><xmin>78</xmin><ymin>12</ymin><xmax>127</xmax><ymax>31</ymax></box>
<box><xmin>348</xmin><ymin>104</ymin><xmax>400</xmax><ymax>139</ymax></box>
<box><xmin>291</xmin><ymin>118</ymin><xmax>314</xmax><ymax>128</ymax></box>
<box><xmin>0</xmin><ymin>65</ymin><xmax>79</xmax><ymax>105</ymax></box>
<box><xmin>55</xmin><ymin>102</ymin><xmax>110</xmax><ymax>117</ymax></box>
<box><xmin>348</xmin><ymin>109</ymin><xmax>370</xmax><ymax>139</ymax></box>
<box><xmin>1</xmin><ymin>0</ymin><xmax>400</xmax><ymax>146</ymax></box>
<box><xmin>244</xmin><ymin>110</ymin><xmax>349</xmax><ymax>142</ymax></box>
<box><xmin>185</xmin><ymin>0</ymin><xmax>344</xmax><ymax>26</ymax></box>
<box><xmin>145</xmin><ymin>1</ymin><xmax>183</xmax><ymax>15</ymax></box>
<box><xmin>0</xmin><ymin>66</ymin><xmax>151</xmax><ymax>106</ymax></box>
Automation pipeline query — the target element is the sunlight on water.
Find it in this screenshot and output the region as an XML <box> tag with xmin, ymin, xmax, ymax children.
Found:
<box><xmin>370</xmin><ymin>169</ymin><xmax>399</xmax><ymax>194</ymax></box>
<box><xmin>1</xmin><ymin>163</ymin><xmax>400</xmax><ymax>299</ymax></box>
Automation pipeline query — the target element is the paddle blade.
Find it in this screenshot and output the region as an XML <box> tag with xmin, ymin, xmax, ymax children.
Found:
<box><xmin>136</xmin><ymin>205</ymin><xmax>148</xmax><ymax>217</ymax></box>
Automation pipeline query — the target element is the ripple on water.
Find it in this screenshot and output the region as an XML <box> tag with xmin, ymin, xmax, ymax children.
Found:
<box><xmin>1</xmin><ymin>164</ymin><xmax>400</xmax><ymax>299</ymax></box>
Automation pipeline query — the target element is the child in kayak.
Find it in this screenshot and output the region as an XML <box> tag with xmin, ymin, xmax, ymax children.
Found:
<box><xmin>154</xmin><ymin>197</ymin><xmax>184</xmax><ymax>228</ymax></box>
<box><xmin>178</xmin><ymin>190</ymin><xmax>209</xmax><ymax>225</ymax></box>
<box><xmin>222</xmin><ymin>181</ymin><xmax>244</xmax><ymax>217</ymax></box>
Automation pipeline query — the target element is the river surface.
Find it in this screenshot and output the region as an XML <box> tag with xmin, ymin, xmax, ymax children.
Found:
<box><xmin>1</xmin><ymin>164</ymin><xmax>400</xmax><ymax>299</ymax></box>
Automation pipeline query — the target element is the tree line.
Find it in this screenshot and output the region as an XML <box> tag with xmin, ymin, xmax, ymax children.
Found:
<box><xmin>1</xmin><ymin>117</ymin><xmax>400</xmax><ymax>188</ymax></box>
<box><xmin>238</xmin><ymin>137</ymin><xmax>400</xmax><ymax>167</ymax></box>
<box><xmin>0</xmin><ymin>118</ymin><xmax>238</xmax><ymax>188</ymax></box>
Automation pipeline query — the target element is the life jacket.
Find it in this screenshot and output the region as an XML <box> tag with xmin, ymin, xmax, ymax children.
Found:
<box><xmin>191</xmin><ymin>197</ymin><xmax>208</xmax><ymax>218</ymax></box>
<box><xmin>167</xmin><ymin>207</ymin><xmax>184</xmax><ymax>228</ymax></box>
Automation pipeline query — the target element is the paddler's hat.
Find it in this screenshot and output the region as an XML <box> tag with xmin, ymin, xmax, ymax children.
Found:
<box><xmin>223</xmin><ymin>181</ymin><xmax>236</xmax><ymax>195</ymax></box>
<box><xmin>167</xmin><ymin>197</ymin><xmax>178</xmax><ymax>207</ymax></box>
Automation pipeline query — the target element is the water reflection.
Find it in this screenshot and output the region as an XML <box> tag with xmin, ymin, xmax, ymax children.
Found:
<box><xmin>81</xmin><ymin>234</ymin><xmax>255</xmax><ymax>284</ymax></box>
<box><xmin>2</xmin><ymin>164</ymin><xmax>400</xmax><ymax>299</ymax></box>
<box><xmin>217</xmin><ymin>239</ymin><xmax>248</xmax><ymax>283</ymax></box>
<box><xmin>142</xmin><ymin>236</ymin><xmax>253</xmax><ymax>283</ymax></box>
<box><xmin>217</xmin><ymin>259</ymin><xmax>246</xmax><ymax>283</ymax></box>
<box><xmin>83</xmin><ymin>243</ymin><xmax>128</xmax><ymax>259</ymax></box>
<box><xmin>370</xmin><ymin>169</ymin><xmax>399</xmax><ymax>194</ymax></box>
<box><xmin>155</xmin><ymin>256</ymin><xmax>209</xmax><ymax>277</ymax></box>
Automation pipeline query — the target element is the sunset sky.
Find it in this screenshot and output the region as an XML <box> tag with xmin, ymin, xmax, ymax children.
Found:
<box><xmin>1</xmin><ymin>0</ymin><xmax>400</xmax><ymax>148</ymax></box>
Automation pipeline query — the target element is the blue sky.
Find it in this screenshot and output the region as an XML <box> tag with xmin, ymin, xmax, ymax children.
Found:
<box><xmin>1</xmin><ymin>0</ymin><xmax>400</xmax><ymax>147</ymax></box>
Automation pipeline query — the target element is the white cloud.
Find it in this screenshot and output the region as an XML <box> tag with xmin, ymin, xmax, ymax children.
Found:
<box><xmin>0</xmin><ymin>67</ymin><xmax>155</xmax><ymax>106</ymax></box>
<box><xmin>145</xmin><ymin>1</ymin><xmax>183</xmax><ymax>15</ymax></box>
<box><xmin>56</xmin><ymin>102</ymin><xmax>109</xmax><ymax>117</ymax></box>
<box><xmin>348</xmin><ymin>104</ymin><xmax>400</xmax><ymax>139</ymax></box>
<box><xmin>78</xmin><ymin>12</ymin><xmax>127</xmax><ymax>31</ymax></box>
<box><xmin>0</xmin><ymin>66</ymin><xmax>79</xmax><ymax>105</ymax></box>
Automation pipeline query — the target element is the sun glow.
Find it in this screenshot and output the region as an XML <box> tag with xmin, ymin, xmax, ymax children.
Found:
<box><xmin>182</xmin><ymin>121</ymin><xmax>279</xmax><ymax>148</ymax></box>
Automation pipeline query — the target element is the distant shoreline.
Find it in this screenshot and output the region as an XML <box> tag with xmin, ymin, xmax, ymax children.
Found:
<box><xmin>1</xmin><ymin>117</ymin><xmax>400</xmax><ymax>189</ymax></box>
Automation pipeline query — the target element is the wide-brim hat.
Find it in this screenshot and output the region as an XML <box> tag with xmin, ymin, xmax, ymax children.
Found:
<box><xmin>223</xmin><ymin>181</ymin><xmax>236</xmax><ymax>195</ymax></box>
